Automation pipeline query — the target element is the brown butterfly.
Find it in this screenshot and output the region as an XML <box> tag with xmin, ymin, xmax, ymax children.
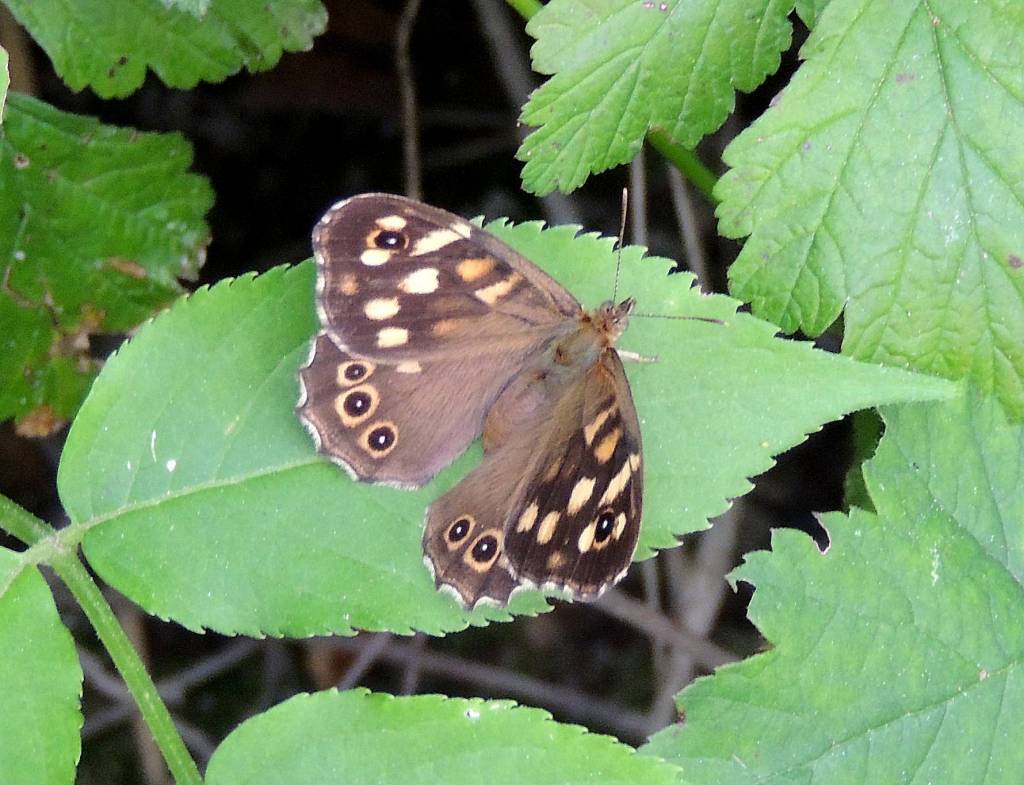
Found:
<box><xmin>297</xmin><ymin>194</ymin><xmax>643</xmax><ymax>609</ymax></box>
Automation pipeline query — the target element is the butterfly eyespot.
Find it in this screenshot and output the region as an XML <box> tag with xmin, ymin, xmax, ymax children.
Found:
<box><xmin>447</xmin><ymin>516</ymin><xmax>474</xmax><ymax>544</ymax></box>
<box><xmin>471</xmin><ymin>535</ymin><xmax>498</xmax><ymax>563</ymax></box>
<box><xmin>334</xmin><ymin>384</ymin><xmax>379</xmax><ymax>427</ymax></box>
<box><xmin>337</xmin><ymin>360</ymin><xmax>374</xmax><ymax>386</ymax></box>
<box><xmin>370</xmin><ymin>229</ymin><xmax>407</xmax><ymax>250</ymax></box>
<box><xmin>344</xmin><ymin>390</ymin><xmax>371</xmax><ymax>416</ymax></box>
<box><xmin>361</xmin><ymin>421</ymin><xmax>398</xmax><ymax>457</ymax></box>
<box><xmin>594</xmin><ymin>509</ymin><xmax>617</xmax><ymax>544</ymax></box>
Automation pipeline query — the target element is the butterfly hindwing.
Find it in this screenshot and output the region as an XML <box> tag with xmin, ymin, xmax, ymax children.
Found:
<box><xmin>298</xmin><ymin>333</ymin><xmax>542</xmax><ymax>488</ymax></box>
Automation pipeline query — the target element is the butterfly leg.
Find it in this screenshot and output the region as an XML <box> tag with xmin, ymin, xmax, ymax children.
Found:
<box><xmin>617</xmin><ymin>349</ymin><xmax>658</xmax><ymax>364</ymax></box>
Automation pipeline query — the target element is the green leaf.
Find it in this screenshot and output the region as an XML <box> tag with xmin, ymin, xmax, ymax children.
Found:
<box><xmin>644</xmin><ymin>387</ymin><xmax>1024</xmax><ymax>784</ymax></box>
<box><xmin>518</xmin><ymin>0</ymin><xmax>795</xmax><ymax>195</ymax></box>
<box><xmin>0</xmin><ymin>547</ymin><xmax>83</xmax><ymax>785</ymax></box>
<box><xmin>0</xmin><ymin>94</ymin><xmax>212</xmax><ymax>427</ymax></box>
<box><xmin>60</xmin><ymin>220</ymin><xmax>953</xmax><ymax>638</ymax></box>
<box><xmin>166</xmin><ymin>0</ymin><xmax>210</xmax><ymax>16</ymax></box>
<box><xmin>206</xmin><ymin>689</ymin><xmax>682</xmax><ymax>785</ymax></box>
<box><xmin>722</xmin><ymin>0</ymin><xmax>1024</xmax><ymax>420</ymax></box>
<box><xmin>4</xmin><ymin>0</ymin><xmax>326</xmax><ymax>98</ymax></box>
<box><xmin>795</xmin><ymin>0</ymin><xmax>831</xmax><ymax>27</ymax></box>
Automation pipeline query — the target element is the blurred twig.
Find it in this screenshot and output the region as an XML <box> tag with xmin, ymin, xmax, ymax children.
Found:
<box><xmin>323</xmin><ymin>633</ymin><xmax>652</xmax><ymax>740</ymax></box>
<box><xmin>667</xmin><ymin>166</ymin><xmax>712</xmax><ymax>290</ymax></box>
<box><xmin>469</xmin><ymin>0</ymin><xmax>579</xmax><ymax>226</ymax></box>
<box><xmin>595</xmin><ymin>588</ymin><xmax>737</xmax><ymax>671</ymax></box>
<box><xmin>396</xmin><ymin>0</ymin><xmax>423</xmax><ymax>200</ymax></box>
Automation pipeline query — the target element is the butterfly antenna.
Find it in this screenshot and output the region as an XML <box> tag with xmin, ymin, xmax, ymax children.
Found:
<box><xmin>613</xmin><ymin>187</ymin><xmax>628</xmax><ymax>302</ymax></box>
<box><xmin>633</xmin><ymin>312</ymin><xmax>727</xmax><ymax>325</ymax></box>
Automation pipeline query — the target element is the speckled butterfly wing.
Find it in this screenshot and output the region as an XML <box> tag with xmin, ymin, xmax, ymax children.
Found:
<box><xmin>300</xmin><ymin>334</ymin><xmax>536</xmax><ymax>488</ymax></box>
<box><xmin>311</xmin><ymin>193</ymin><xmax>579</xmax><ymax>361</ymax></box>
<box><xmin>298</xmin><ymin>194</ymin><xmax>580</xmax><ymax>488</ymax></box>
<box><xmin>423</xmin><ymin>349</ymin><xmax>643</xmax><ymax>607</ymax></box>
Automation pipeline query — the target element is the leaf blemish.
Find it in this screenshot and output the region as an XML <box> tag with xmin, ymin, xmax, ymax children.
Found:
<box><xmin>894</xmin><ymin>73</ymin><xmax>915</xmax><ymax>84</ymax></box>
<box><xmin>1009</xmin><ymin>254</ymin><xmax>1022</xmax><ymax>269</ymax></box>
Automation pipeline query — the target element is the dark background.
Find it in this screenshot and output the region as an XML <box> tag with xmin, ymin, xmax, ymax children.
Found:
<box><xmin>0</xmin><ymin>3</ymin><xmax>844</xmax><ymax>783</ymax></box>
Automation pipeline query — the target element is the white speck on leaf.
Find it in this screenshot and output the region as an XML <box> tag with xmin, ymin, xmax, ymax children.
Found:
<box><xmin>465</xmin><ymin>708</ymin><xmax>480</xmax><ymax>720</ymax></box>
<box><xmin>150</xmin><ymin>430</ymin><xmax>157</xmax><ymax>461</ymax></box>
<box><xmin>165</xmin><ymin>458</ymin><xmax>177</xmax><ymax>472</ymax></box>
<box><xmin>931</xmin><ymin>546</ymin><xmax>940</xmax><ymax>585</ymax></box>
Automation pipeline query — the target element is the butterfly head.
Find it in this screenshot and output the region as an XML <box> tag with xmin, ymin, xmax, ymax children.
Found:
<box><xmin>592</xmin><ymin>297</ymin><xmax>636</xmax><ymax>345</ymax></box>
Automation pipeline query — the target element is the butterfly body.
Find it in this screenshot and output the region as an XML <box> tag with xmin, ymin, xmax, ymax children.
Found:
<box><xmin>298</xmin><ymin>194</ymin><xmax>643</xmax><ymax>608</ymax></box>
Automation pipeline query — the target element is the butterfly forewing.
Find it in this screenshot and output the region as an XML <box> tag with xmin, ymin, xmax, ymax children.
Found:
<box><xmin>502</xmin><ymin>352</ymin><xmax>642</xmax><ymax>599</ymax></box>
<box><xmin>313</xmin><ymin>193</ymin><xmax>579</xmax><ymax>362</ymax></box>
<box><xmin>423</xmin><ymin>349</ymin><xmax>642</xmax><ymax>607</ymax></box>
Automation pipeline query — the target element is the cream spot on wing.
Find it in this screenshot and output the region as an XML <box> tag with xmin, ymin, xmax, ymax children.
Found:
<box><xmin>567</xmin><ymin>477</ymin><xmax>596</xmax><ymax>515</ymax></box>
<box><xmin>584</xmin><ymin>406</ymin><xmax>616</xmax><ymax>445</ymax></box>
<box><xmin>450</xmin><ymin>221</ymin><xmax>473</xmax><ymax>239</ymax></box>
<box><xmin>432</xmin><ymin>318</ymin><xmax>463</xmax><ymax>336</ymax></box>
<box><xmin>339</xmin><ymin>274</ymin><xmax>359</xmax><ymax>295</ymax></box>
<box><xmin>474</xmin><ymin>273</ymin><xmax>521</xmax><ymax>305</ymax></box>
<box><xmin>395</xmin><ymin>361</ymin><xmax>422</xmax><ymax>374</ymax></box>
<box><xmin>593</xmin><ymin>427</ymin><xmax>622</xmax><ymax>464</ymax></box>
<box><xmin>377</xmin><ymin>327</ymin><xmax>409</xmax><ymax>348</ymax></box>
<box><xmin>546</xmin><ymin>551</ymin><xmax>565</xmax><ymax>570</ymax></box>
<box><xmin>629</xmin><ymin>453</ymin><xmax>641</xmax><ymax>471</ymax></box>
<box><xmin>613</xmin><ymin>512</ymin><xmax>628</xmax><ymax>540</ymax></box>
<box><xmin>577</xmin><ymin>522</ymin><xmax>596</xmax><ymax>553</ymax></box>
<box><xmin>516</xmin><ymin>502</ymin><xmax>539</xmax><ymax>533</ymax></box>
<box><xmin>376</xmin><ymin>215</ymin><xmax>407</xmax><ymax>231</ymax></box>
<box><xmin>456</xmin><ymin>257</ymin><xmax>495</xmax><ymax>282</ymax></box>
<box><xmin>364</xmin><ymin>297</ymin><xmax>400</xmax><ymax>320</ymax></box>
<box><xmin>537</xmin><ymin>511</ymin><xmax>560</xmax><ymax>545</ymax></box>
<box><xmin>399</xmin><ymin>267</ymin><xmax>439</xmax><ymax>294</ymax></box>
<box><xmin>599</xmin><ymin>462</ymin><xmax>633</xmax><ymax>507</ymax></box>
<box><xmin>412</xmin><ymin>228</ymin><xmax>461</xmax><ymax>255</ymax></box>
<box><xmin>360</xmin><ymin>248</ymin><xmax>391</xmax><ymax>266</ymax></box>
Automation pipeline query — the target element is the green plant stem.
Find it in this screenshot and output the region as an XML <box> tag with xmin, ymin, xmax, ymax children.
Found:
<box><xmin>52</xmin><ymin>554</ymin><xmax>204</xmax><ymax>785</ymax></box>
<box><xmin>505</xmin><ymin>0</ymin><xmax>541</xmax><ymax>19</ymax></box>
<box><xmin>648</xmin><ymin>129</ymin><xmax>719</xmax><ymax>203</ymax></box>
<box><xmin>0</xmin><ymin>495</ymin><xmax>203</xmax><ymax>785</ymax></box>
<box><xmin>0</xmin><ymin>493</ymin><xmax>54</xmax><ymax>545</ymax></box>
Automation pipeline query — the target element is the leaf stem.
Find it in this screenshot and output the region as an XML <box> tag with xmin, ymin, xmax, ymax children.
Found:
<box><xmin>505</xmin><ymin>0</ymin><xmax>541</xmax><ymax>19</ymax></box>
<box><xmin>0</xmin><ymin>494</ymin><xmax>203</xmax><ymax>785</ymax></box>
<box><xmin>51</xmin><ymin>554</ymin><xmax>204</xmax><ymax>785</ymax></box>
<box><xmin>648</xmin><ymin>130</ymin><xmax>719</xmax><ymax>204</ymax></box>
<box><xmin>0</xmin><ymin>492</ymin><xmax>53</xmax><ymax>545</ymax></box>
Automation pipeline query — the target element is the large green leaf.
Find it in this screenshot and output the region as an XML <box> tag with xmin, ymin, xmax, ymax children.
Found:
<box><xmin>518</xmin><ymin>0</ymin><xmax>795</xmax><ymax>195</ymax></box>
<box><xmin>722</xmin><ymin>0</ymin><xmax>1024</xmax><ymax>420</ymax></box>
<box><xmin>3</xmin><ymin>0</ymin><xmax>326</xmax><ymax>98</ymax></box>
<box><xmin>644</xmin><ymin>388</ymin><xmax>1024</xmax><ymax>784</ymax></box>
<box><xmin>0</xmin><ymin>547</ymin><xmax>82</xmax><ymax>785</ymax></box>
<box><xmin>206</xmin><ymin>689</ymin><xmax>682</xmax><ymax>785</ymax></box>
<box><xmin>0</xmin><ymin>94</ymin><xmax>212</xmax><ymax>427</ymax></box>
<box><xmin>59</xmin><ymin>218</ymin><xmax>954</xmax><ymax>637</ymax></box>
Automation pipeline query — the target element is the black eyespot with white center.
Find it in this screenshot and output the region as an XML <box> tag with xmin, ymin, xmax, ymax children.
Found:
<box><xmin>367</xmin><ymin>425</ymin><xmax>395</xmax><ymax>451</ymax></box>
<box><xmin>595</xmin><ymin>509</ymin><xmax>616</xmax><ymax>543</ymax></box>
<box><xmin>373</xmin><ymin>229</ymin><xmax>406</xmax><ymax>250</ymax></box>
<box><xmin>344</xmin><ymin>390</ymin><xmax>371</xmax><ymax>417</ymax></box>
<box><xmin>447</xmin><ymin>517</ymin><xmax>472</xmax><ymax>543</ymax></box>
<box><xmin>471</xmin><ymin>535</ymin><xmax>498</xmax><ymax>563</ymax></box>
<box><xmin>344</xmin><ymin>363</ymin><xmax>367</xmax><ymax>382</ymax></box>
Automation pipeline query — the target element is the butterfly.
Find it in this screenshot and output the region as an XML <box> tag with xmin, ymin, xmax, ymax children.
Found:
<box><xmin>297</xmin><ymin>193</ymin><xmax>644</xmax><ymax>609</ymax></box>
